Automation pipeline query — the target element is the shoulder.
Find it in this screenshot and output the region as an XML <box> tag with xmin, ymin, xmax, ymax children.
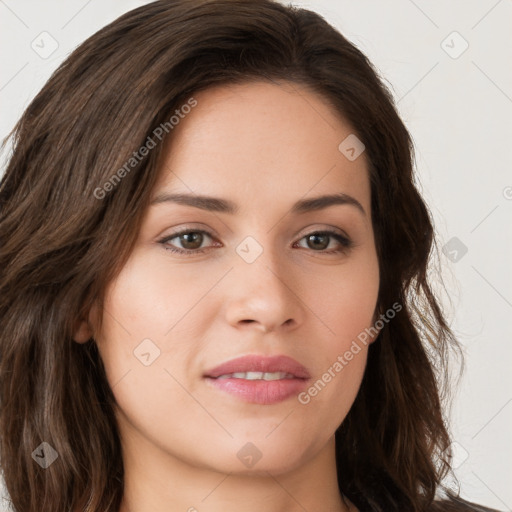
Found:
<box><xmin>428</xmin><ymin>495</ymin><xmax>503</xmax><ymax>512</ymax></box>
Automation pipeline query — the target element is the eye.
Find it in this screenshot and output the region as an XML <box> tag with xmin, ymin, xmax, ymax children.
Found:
<box><xmin>293</xmin><ymin>231</ymin><xmax>353</xmax><ymax>254</ymax></box>
<box><xmin>157</xmin><ymin>228</ymin><xmax>353</xmax><ymax>257</ymax></box>
<box><xmin>159</xmin><ymin>229</ymin><xmax>215</xmax><ymax>255</ymax></box>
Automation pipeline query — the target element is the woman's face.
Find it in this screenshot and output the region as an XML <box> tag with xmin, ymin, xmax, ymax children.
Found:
<box><xmin>79</xmin><ymin>80</ymin><xmax>380</xmax><ymax>476</ymax></box>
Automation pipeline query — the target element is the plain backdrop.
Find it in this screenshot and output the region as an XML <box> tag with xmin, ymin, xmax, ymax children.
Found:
<box><xmin>0</xmin><ymin>1</ymin><xmax>511</xmax><ymax>510</ymax></box>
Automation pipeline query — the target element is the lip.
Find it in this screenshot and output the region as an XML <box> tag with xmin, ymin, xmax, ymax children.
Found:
<box><xmin>203</xmin><ymin>354</ymin><xmax>311</xmax><ymax>405</ymax></box>
<box><xmin>203</xmin><ymin>354</ymin><xmax>311</xmax><ymax>379</ymax></box>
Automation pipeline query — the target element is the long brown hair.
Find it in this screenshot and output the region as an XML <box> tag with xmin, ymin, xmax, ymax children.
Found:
<box><xmin>0</xmin><ymin>1</ymin><xmax>493</xmax><ymax>511</ymax></box>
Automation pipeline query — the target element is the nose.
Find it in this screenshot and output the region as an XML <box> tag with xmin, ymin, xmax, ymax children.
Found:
<box><xmin>224</xmin><ymin>253</ymin><xmax>305</xmax><ymax>334</ymax></box>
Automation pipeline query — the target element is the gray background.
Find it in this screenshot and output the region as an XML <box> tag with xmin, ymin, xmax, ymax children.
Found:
<box><xmin>1</xmin><ymin>0</ymin><xmax>511</xmax><ymax>510</ymax></box>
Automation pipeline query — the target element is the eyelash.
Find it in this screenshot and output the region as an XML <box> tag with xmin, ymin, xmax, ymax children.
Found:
<box><xmin>157</xmin><ymin>229</ymin><xmax>354</xmax><ymax>257</ymax></box>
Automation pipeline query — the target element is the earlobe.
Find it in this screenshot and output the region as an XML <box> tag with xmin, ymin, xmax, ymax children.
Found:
<box><xmin>73</xmin><ymin>318</ymin><xmax>94</xmax><ymax>343</ymax></box>
<box><xmin>368</xmin><ymin>329</ymin><xmax>380</xmax><ymax>345</ymax></box>
<box><xmin>72</xmin><ymin>302</ymin><xmax>99</xmax><ymax>344</ymax></box>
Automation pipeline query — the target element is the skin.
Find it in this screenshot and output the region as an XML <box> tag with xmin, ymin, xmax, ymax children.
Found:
<box><xmin>75</xmin><ymin>80</ymin><xmax>380</xmax><ymax>512</ymax></box>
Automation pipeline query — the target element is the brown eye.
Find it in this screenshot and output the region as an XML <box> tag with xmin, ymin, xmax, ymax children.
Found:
<box><xmin>295</xmin><ymin>231</ymin><xmax>353</xmax><ymax>254</ymax></box>
<box><xmin>177</xmin><ymin>232</ymin><xmax>204</xmax><ymax>250</ymax></box>
<box><xmin>305</xmin><ymin>233</ymin><xmax>330</xmax><ymax>250</ymax></box>
<box><xmin>159</xmin><ymin>229</ymin><xmax>216</xmax><ymax>255</ymax></box>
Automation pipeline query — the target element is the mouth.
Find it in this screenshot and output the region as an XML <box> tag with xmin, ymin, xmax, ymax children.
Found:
<box><xmin>203</xmin><ymin>354</ymin><xmax>310</xmax><ymax>405</ymax></box>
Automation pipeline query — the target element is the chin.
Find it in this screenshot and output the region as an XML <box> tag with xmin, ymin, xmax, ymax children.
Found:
<box><xmin>195</xmin><ymin>441</ymin><xmax>308</xmax><ymax>476</ymax></box>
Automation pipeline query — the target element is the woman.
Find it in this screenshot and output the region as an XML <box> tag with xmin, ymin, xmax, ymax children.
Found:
<box><xmin>0</xmin><ymin>1</ymin><xmax>502</xmax><ymax>511</ymax></box>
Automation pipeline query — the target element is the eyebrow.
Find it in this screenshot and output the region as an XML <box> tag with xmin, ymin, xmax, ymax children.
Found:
<box><xmin>150</xmin><ymin>192</ymin><xmax>366</xmax><ymax>217</ymax></box>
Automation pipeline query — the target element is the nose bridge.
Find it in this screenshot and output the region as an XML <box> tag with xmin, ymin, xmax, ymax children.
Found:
<box><xmin>224</xmin><ymin>232</ymin><xmax>303</xmax><ymax>332</ymax></box>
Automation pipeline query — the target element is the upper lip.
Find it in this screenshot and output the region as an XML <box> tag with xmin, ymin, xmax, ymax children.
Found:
<box><xmin>203</xmin><ymin>354</ymin><xmax>311</xmax><ymax>379</ymax></box>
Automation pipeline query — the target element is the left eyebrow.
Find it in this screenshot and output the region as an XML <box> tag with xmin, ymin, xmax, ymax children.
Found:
<box><xmin>149</xmin><ymin>192</ymin><xmax>366</xmax><ymax>217</ymax></box>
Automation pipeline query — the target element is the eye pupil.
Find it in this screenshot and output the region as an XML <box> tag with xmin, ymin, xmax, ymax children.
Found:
<box><xmin>307</xmin><ymin>234</ymin><xmax>329</xmax><ymax>250</ymax></box>
<box><xmin>181</xmin><ymin>232</ymin><xmax>203</xmax><ymax>249</ymax></box>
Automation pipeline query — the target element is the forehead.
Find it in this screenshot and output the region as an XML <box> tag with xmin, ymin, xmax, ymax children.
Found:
<box><xmin>153</xmin><ymin>80</ymin><xmax>370</xmax><ymax>217</ymax></box>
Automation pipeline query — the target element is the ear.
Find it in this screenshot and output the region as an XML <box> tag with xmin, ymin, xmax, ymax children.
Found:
<box><xmin>73</xmin><ymin>318</ymin><xmax>94</xmax><ymax>343</ymax></box>
<box><xmin>73</xmin><ymin>302</ymin><xmax>99</xmax><ymax>344</ymax></box>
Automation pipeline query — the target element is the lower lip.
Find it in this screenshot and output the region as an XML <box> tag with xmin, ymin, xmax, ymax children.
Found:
<box><xmin>204</xmin><ymin>377</ymin><xmax>309</xmax><ymax>405</ymax></box>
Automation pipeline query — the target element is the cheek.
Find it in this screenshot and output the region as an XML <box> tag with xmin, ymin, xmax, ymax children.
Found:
<box><xmin>296</xmin><ymin>343</ymin><xmax>368</xmax><ymax>444</ymax></box>
<box><xmin>303</xmin><ymin>254</ymin><xmax>378</xmax><ymax>390</ymax></box>
<box><xmin>93</xmin><ymin>252</ymin><xmax>214</xmax><ymax>401</ymax></box>
<box><xmin>293</xmin><ymin>260</ymin><xmax>378</xmax><ymax>426</ymax></box>
<box><xmin>93</xmin><ymin>262</ymin><xmax>199</xmax><ymax>440</ymax></box>
<box><xmin>314</xmin><ymin>251</ymin><xmax>379</xmax><ymax>346</ymax></box>
<box><xmin>98</xmin><ymin>251</ymin><xmax>211</xmax><ymax>345</ymax></box>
